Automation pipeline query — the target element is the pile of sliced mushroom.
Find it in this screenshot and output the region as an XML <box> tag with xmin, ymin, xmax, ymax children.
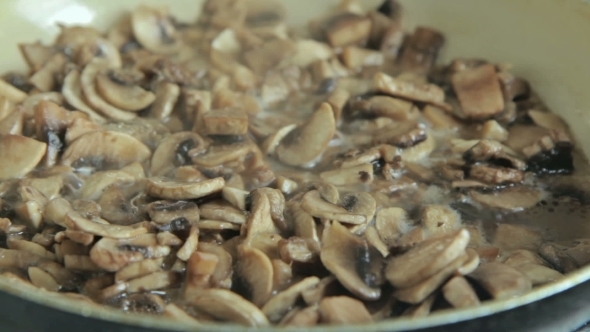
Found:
<box><xmin>0</xmin><ymin>0</ymin><xmax>588</xmax><ymax>327</ymax></box>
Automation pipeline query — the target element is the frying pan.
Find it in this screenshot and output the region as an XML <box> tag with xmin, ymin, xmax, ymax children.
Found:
<box><xmin>0</xmin><ymin>0</ymin><xmax>589</xmax><ymax>330</ymax></box>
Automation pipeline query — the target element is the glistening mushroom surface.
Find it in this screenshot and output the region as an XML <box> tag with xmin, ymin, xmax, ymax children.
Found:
<box><xmin>0</xmin><ymin>0</ymin><xmax>587</xmax><ymax>327</ymax></box>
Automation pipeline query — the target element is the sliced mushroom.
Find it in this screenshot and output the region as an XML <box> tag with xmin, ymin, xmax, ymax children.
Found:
<box><xmin>202</xmin><ymin>109</ymin><xmax>249</xmax><ymax>136</ymax></box>
<box><xmin>191</xmin><ymin>141</ymin><xmax>253</xmax><ymax>168</ymax></box>
<box><xmin>320</xmin><ymin>221</ymin><xmax>382</xmax><ymax>301</ymax></box>
<box><xmin>262</xmin><ymin>276</ymin><xmax>320</xmax><ymax>323</ymax></box>
<box><xmin>421</xmin><ymin>205</ymin><xmax>461</xmax><ymax>236</ymax></box>
<box><xmin>375</xmin><ymin>207</ymin><xmax>409</xmax><ymax>246</ymax></box>
<box><xmin>279</xmin><ymin>305</ymin><xmax>320</xmax><ymax>327</ymax></box>
<box><xmin>28</xmin><ymin>266</ymin><xmax>60</xmax><ymax>291</ymax></box>
<box><xmin>198</xmin><ymin>242</ymin><xmax>233</xmax><ymax>289</ymax></box>
<box><xmin>0</xmin><ymin>107</ymin><xmax>23</xmax><ymax>135</ymax></box>
<box><xmin>0</xmin><ymin>135</ymin><xmax>47</xmax><ymax>180</ymax></box>
<box><xmin>80</xmin><ymin>170</ymin><xmax>135</xmax><ymax>200</ymax></box>
<box><xmin>456</xmin><ymin>248</ymin><xmax>481</xmax><ymax>275</ymax></box>
<box><xmin>89</xmin><ymin>237</ymin><xmax>144</xmax><ymax>272</ymax></box>
<box><xmin>243</xmin><ymin>39</ymin><xmax>295</xmax><ymax>75</ymax></box>
<box><xmin>469</xmin><ymin>165</ymin><xmax>524</xmax><ymax>185</ymax></box>
<box><xmin>289</xmin><ymin>39</ymin><xmax>334</xmax><ymax>67</ymax></box>
<box><xmin>28</xmin><ymin>53</ymin><xmax>67</xmax><ymax>92</ymax></box>
<box><xmin>148</xmin><ymin>81</ymin><xmax>180</xmax><ymax>120</ymax></box>
<box><xmin>442</xmin><ymin>276</ymin><xmax>480</xmax><ymax>309</ymax></box>
<box><xmin>386</xmin><ymin>229</ymin><xmax>470</xmax><ymax>288</ymax></box>
<box><xmin>393</xmin><ymin>252</ymin><xmax>468</xmax><ymax>304</ymax></box>
<box><xmin>236</xmin><ymin>244</ymin><xmax>274</xmax><ymax>307</ymax></box>
<box><xmin>301</xmin><ymin>190</ymin><xmax>374</xmax><ymax>225</ymax></box>
<box><xmin>185</xmin><ymin>250</ymin><xmax>219</xmax><ymax>291</ymax></box>
<box><xmin>468</xmin><ymin>262</ymin><xmax>532</xmax><ymax>300</ymax></box>
<box><xmin>200</xmin><ymin>200</ymin><xmax>247</xmax><ymax>224</ymax></box>
<box><xmin>145</xmin><ymin>176</ymin><xmax>224</xmax><ymax>201</ymax></box>
<box><xmin>423</xmin><ymin>105</ymin><xmax>460</xmax><ymax>129</ymax></box>
<box><xmin>515</xmin><ymin>263</ymin><xmax>563</xmax><ymax>286</ymax></box>
<box><xmin>242</xmin><ymin>189</ymin><xmax>279</xmax><ymax>241</ymax></box>
<box><xmin>276</xmin><ymin>102</ymin><xmax>335</xmax><ymax>167</ymax></box>
<box><xmin>18</xmin><ymin>42</ymin><xmax>56</xmax><ymax>71</ymax></box>
<box><xmin>62</xmin><ymin>130</ymin><xmax>150</xmax><ymax>169</ymax></box>
<box><xmin>261</xmin><ymin>124</ymin><xmax>297</xmax><ymax>156</ymax></box>
<box><xmin>115</xmin><ymin>257</ymin><xmax>164</xmax><ymax>282</ymax></box>
<box><xmin>221</xmin><ymin>186</ymin><xmax>249</xmax><ymax>210</ymax></box>
<box><xmin>147</xmin><ymin>200</ymin><xmax>200</xmax><ymax>227</ymax></box>
<box><xmin>177</xmin><ymin>225</ymin><xmax>200</xmax><ymax>261</ymax></box>
<box><xmin>8</xmin><ymin>239</ymin><xmax>55</xmax><ymax>260</ymax></box>
<box><xmin>66</xmin><ymin>212</ymin><xmax>148</xmax><ymax>239</ymax></box>
<box><xmin>95</xmin><ymin>70</ymin><xmax>155</xmax><ymax>111</ymax></box>
<box><xmin>539</xmin><ymin>244</ymin><xmax>578</xmax><ymax>274</ymax></box>
<box><xmin>0</xmin><ymin>79</ymin><xmax>27</xmax><ymax>103</ymax></box>
<box><xmin>469</xmin><ymin>186</ymin><xmax>544</xmax><ymax>211</ymax></box>
<box><xmin>324</xmin><ymin>14</ymin><xmax>372</xmax><ymax>47</ymax></box>
<box><xmin>481</xmin><ymin>120</ymin><xmax>509</xmax><ymax>141</ymax></box>
<box><xmin>80</xmin><ymin>59</ymin><xmax>137</xmax><ymax>121</ymax></box>
<box><xmin>320</xmin><ymin>164</ymin><xmax>374</xmax><ymax>186</ymax></box>
<box><xmin>493</xmin><ymin>223</ymin><xmax>542</xmax><ymax>251</ymax></box>
<box><xmin>185</xmin><ymin>288</ymin><xmax>269</xmax><ymax>327</ymax></box>
<box><xmin>318</xmin><ymin>296</ymin><xmax>373</xmax><ymax>324</ymax></box>
<box><xmin>452</xmin><ymin>64</ymin><xmax>505</xmax><ymax>120</ymax></box>
<box><xmin>373</xmin><ymin>72</ymin><xmax>447</xmax><ymax>108</ymax></box>
<box><xmin>131</xmin><ymin>5</ymin><xmax>181</xmax><ymax>54</ymax></box>
<box><xmin>150</xmin><ymin>131</ymin><xmax>207</xmax><ymax>176</ymax></box>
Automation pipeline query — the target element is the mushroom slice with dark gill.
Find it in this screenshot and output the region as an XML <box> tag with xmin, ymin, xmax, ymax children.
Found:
<box><xmin>95</xmin><ymin>69</ymin><xmax>155</xmax><ymax>111</ymax></box>
<box><xmin>150</xmin><ymin>131</ymin><xmax>207</xmax><ymax>177</ymax></box>
<box><xmin>320</xmin><ymin>221</ymin><xmax>382</xmax><ymax>301</ymax></box>
<box><xmin>131</xmin><ymin>5</ymin><xmax>181</xmax><ymax>55</ymax></box>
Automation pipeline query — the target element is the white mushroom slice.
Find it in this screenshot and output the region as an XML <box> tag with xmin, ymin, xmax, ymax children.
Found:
<box><xmin>0</xmin><ymin>108</ymin><xmax>23</xmax><ymax>135</ymax></box>
<box><xmin>66</xmin><ymin>212</ymin><xmax>148</xmax><ymax>239</ymax></box>
<box><xmin>262</xmin><ymin>276</ymin><xmax>320</xmax><ymax>323</ymax></box>
<box><xmin>442</xmin><ymin>276</ymin><xmax>480</xmax><ymax>309</ymax></box>
<box><xmin>289</xmin><ymin>39</ymin><xmax>334</xmax><ymax>67</ymax></box>
<box><xmin>393</xmin><ymin>253</ymin><xmax>468</xmax><ymax>304</ymax></box>
<box><xmin>200</xmin><ymin>200</ymin><xmax>247</xmax><ymax>224</ymax></box>
<box><xmin>515</xmin><ymin>263</ymin><xmax>563</xmax><ymax>286</ymax></box>
<box><xmin>481</xmin><ymin>120</ymin><xmax>509</xmax><ymax>141</ymax></box>
<box><xmin>202</xmin><ymin>109</ymin><xmax>249</xmax><ymax>136</ymax></box>
<box><xmin>399</xmin><ymin>134</ymin><xmax>436</xmax><ymax>162</ymax></box>
<box><xmin>149</xmin><ymin>81</ymin><xmax>180</xmax><ymax>120</ymax></box>
<box><xmin>373</xmin><ymin>72</ymin><xmax>448</xmax><ymax>108</ymax></box>
<box><xmin>0</xmin><ymin>135</ymin><xmax>47</xmax><ymax>180</ymax></box>
<box><xmin>95</xmin><ymin>72</ymin><xmax>156</xmax><ymax>111</ymax></box>
<box><xmin>364</xmin><ymin>226</ymin><xmax>390</xmax><ymax>257</ymax></box>
<box><xmin>289</xmin><ymin>202</ymin><xmax>320</xmax><ymax>243</ymax></box>
<box><xmin>457</xmin><ymin>248</ymin><xmax>481</xmax><ymax>275</ymax></box>
<box><xmin>261</xmin><ymin>124</ymin><xmax>297</xmax><ymax>156</ymax></box>
<box><xmin>423</xmin><ymin>105</ymin><xmax>460</xmax><ymax>129</ymax></box>
<box><xmin>177</xmin><ymin>225</ymin><xmax>199</xmax><ymax>261</ymax></box>
<box><xmin>279</xmin><ymin>305</ymin><xmax>320</xmax><ymax>327</ymax></box>
<box><xmin>80</xmin><ymin>59</ymin><xmax>137</xmax><ymax>121</ymax></box>
<box><xmin>115</xmin><ymin>257</ymin><xmax>164</xmax><ymax>282</ymax></box>
<box><xmin>341</xmin><ymin>46</ymin><xmax>384</xmax><ymax>69</ymax></box>
<box><xmin>185</xmin><ymin>251</ymin><xmax>218</xmax><ymax>290</ymax></box>
<box><xmin>28</xmin><ymin>266</ymin><xmax>60</xmax><ymax>291</ymax></box>
<box><xmin>62</xmin><ymin>69</ymin><xmax>106</xmax><ymax>123</ymax></box>
<box><xmin>222</xmin><ymin>186</ymin><xmax>249</xmax><ymax>210</ymax></box>
<box><xmin>198</xmin><ymin>242</ymin><xmax>233</xmax><ymax>289</ymax></box>
<box><xmin>191</xmin><ymin>142</ymin><xmax>252</xmax><ymax>168</ymax></box>
<box><xmin>186</xmin><ymin>288</ymin><xmax>269</xmax><ymax>327</ymax></box>
<box><xmin>18</xmin><ymin>42</ymin><xmax>56</xmax><ymax>71</ymax></box>
<box><xmin>403</xmin><ymin>292</ymin><xmax>437</xmax><ymax>318</ymax></box>
<box><xmin>150</xmin><ymin>131</ymin><xmax>207</xmax><ymax>177</ymax></box>
<box><xmin>469</xmin><ymin>186</ymin><xmax>544</xmax><ymax>211</ymax></box>
<box><xmin>243</xmin><ymin>190</ymin><xmax>279</xmax><ymax>241</ymax></box>
<box><xmin>375</xmin><ymin>207</ymin><xmax>409</xmax><ymax>246</ymax></box>
<box><xmin>493</xmin><ymin>223</ymin><xmax>542</xmax><ymax>251</ymax></box>
<box><xmin>318</xmin><ymin>296</ymin><xmax>373</xmax><ymax>324</ymax></box>
<box><xmin>320</xmin><ymin>164</ymin><xmax>374</xmax><ymax>186</ymax></box>
<box><xmin>468</xmin><ymin>262</ymin><xmax>532</xmax><ymax>300</ymax></box>
<box><xmin>421</xmin><ymin>205</ymin><xmax>461</xmax><ymax>236</ymax></box>
<box><xmin>89</xmin><ymin>237</ymin><xmax>145</xmax><ymax>271</ymax></box>
<box><xmin>237</xmin><ymin>244</ymin><xmax>274</xmax><ymax>307</ymax></box>
<box><xmin>28</xmin><ymin>53</ymin><xmax>67</xmax><ymax>92</ymax></box>
<box><xmin>321</xmin><ymin>221</ymin><xmax>381</xmax><ymax>301</ymax></box>
<box><xmin>64</xmin><ymin>230</ymin><xmax>94</xmax><ymax>246</ymax></box>
<box><xmin>63</xmin><ymin>255</ymin><xmax>101</xmax><ymax>271</ymax></box>
<box><xmin>386</xmin><ymin>229</ymin><xmax>470</xmax><ymax>288</ymax></box>
<box><xmin>61</xmin><ymin>131</ymin><xmax>150</xmax><ymax>168</ymax></box>
<box><xmin>131</xmin><ymin>6</ymin><xmax>181</xmax><ymax>54</ymax></box>
<box><xmin>0</xmin><ymin>79</ymin><xmax>27</xmax><ymax>103</ymax></box>
<box><xmin>146</xmin><ymin>177</ymin><xmax>225</xmax><ymax>200</ymax></box>
<box><xmin>44</xmin><ymin>198</ymin><xmax>73</xmax><ymax>228</ymax></box>
<box><xmin>14</xmin><ymin>200</ymin><xmax>44</xmax><ymax>230</ymax></box>
<box><xmin>156</xmin><ymin>232</ymin><xmax>182</xmax><ymax>247</ymax></box>
<box><xmin>8</xmin><ymin>240</ymin><xmax>55</xmax><ymax>260</ymax></box>
<box><xmin>80</xmin><ymin>170</ymin><xmax>135</xmax><ymax>200</ymax></box>
<box><xmin>276</xmin><ymin>176</ymin><xmax>298</xmax><ymax>195</ymax></box>
<box><xmin>276</xmin><ymin>102</ymin><xmax>336</xmax><ymax>167</ymax></box>
<box><xmin>301</xmin><ymin>190</ymin><xmax>365</xmax><ymax>224</ymax></box>
<box><xmin>127</xmin><ymin>271</ymin><xmax>179</xmax><ymax>293</ymax></box>
<box><xmin>324</xmin><ymin>14</ymin><xmax>372</xmax><ymax>47</ymax></box>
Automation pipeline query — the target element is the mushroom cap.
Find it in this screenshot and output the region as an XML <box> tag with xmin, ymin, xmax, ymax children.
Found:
<box><xmin>0</xmin><ymin>135</ymin><xmax>47</xmax><ymax>180</ymax></box>
<box><xmin>61</xmin><ymin>130</ymin><xmax>151</xmax><ymax>169</ymax></box>
<box><xmin>62</xmin><ymin>69</ymin><xmax>106</xmax><ymax>124</ymax></box>
<box><xmin>131</xmin><ymin>5</ymin><xmax>181</xmax><ymax>55</ymax></box>
<box><xmin>276</xmin><ymin>102</ymin><xmax>336</xmax><ymax>167</ymax></box>
<box><xmin>95</xmin><ymin>72</ymin><xmax>156</xmax><ymax>111</ymax></box>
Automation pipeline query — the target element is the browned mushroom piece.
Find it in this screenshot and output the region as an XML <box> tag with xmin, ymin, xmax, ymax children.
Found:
<box><xmin>451</xmin><ymin>64</ymin><xmax>505</xmax><ymax>120</ymax></box>
<box><xmin>469</xmin><ymin>164</ymin><xmax>524</xmax><ymax>185</ymax></box>
<box><xmin>146</xmin><ymin>177</ymin><xmax>225</xmax><ymax>200</ymax></box>
<box><xmin>386</xmin><ymin>229</ymin><xmax>470</xmax><ymax>288</ymax></box>
<box><xmin>373</xmin><ymin>72</ymin><xmax>448</xmax><ymax>108</ymax></box>
<box><xmin>242</xmin><ymin>189</ymin><xmax>280</xmax><ymax>240</ymax></box>
<box><xmin>275</xmin><ymin>102</ymin><xmax>336</xmax><ymax>167</ymax></box>
<box><xmin>318</xmin><ymin>296</ymin><xmax>373</xmax><ymax>324</ymax></box>
<box><xmin>468</xmin><ymin>262</ymin><xmax>532</xmax><ymax>300</ymax></box>
<box><xmin>262</xmin><ymin>276</ymin><xmax>320</xmax><ymax>323</ymax></box>
<box><xmin>375</xmin><ymin>207</ymin><xmax>409</xmax><ymax>246</ymax></box>
<box><xmin>469</xmin><ymin>186</ymin><xmax>544</xmax><ymax>211</ymax></box>
<box><xmin>398</xmin><ymin>27</ymin><xmax>445</xmax><ymax>74</ymax></box>
<box><xmin>320</xmin><ymin>221</ymin><xmax>382</xmax><ymax>301</ymax></box>
<box><xmin>421</xmin><ymin>205</ymin><xmax>461</xmax><ymax>236</ymax></box>
<box><xmin>198</xmin><ymin>242</ymin><xmax>233</xmax><ymax>289</ymax></box>
<box><xmin>244</xmin><ymin>39</ymin><xmax>295</xmax><ymax>75</ymax></box>
<box><xmin>324</xmin><ymin>13</ymin><xmax>372</xmax><ymax>48</ymax></box>
<box><xmin>150</xmin><ymin>131</ymin><xmax>208</xmax><ymax>177</ymax></box>
<box><xmin>442</xmin><ymin>276</ymin><xmax>480</xmax><ymax>309</ymax></box>
<box><xmin>539</xmin><ymin>244</ymin><xmax>578</xmax><ymax>274</ymax></box>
